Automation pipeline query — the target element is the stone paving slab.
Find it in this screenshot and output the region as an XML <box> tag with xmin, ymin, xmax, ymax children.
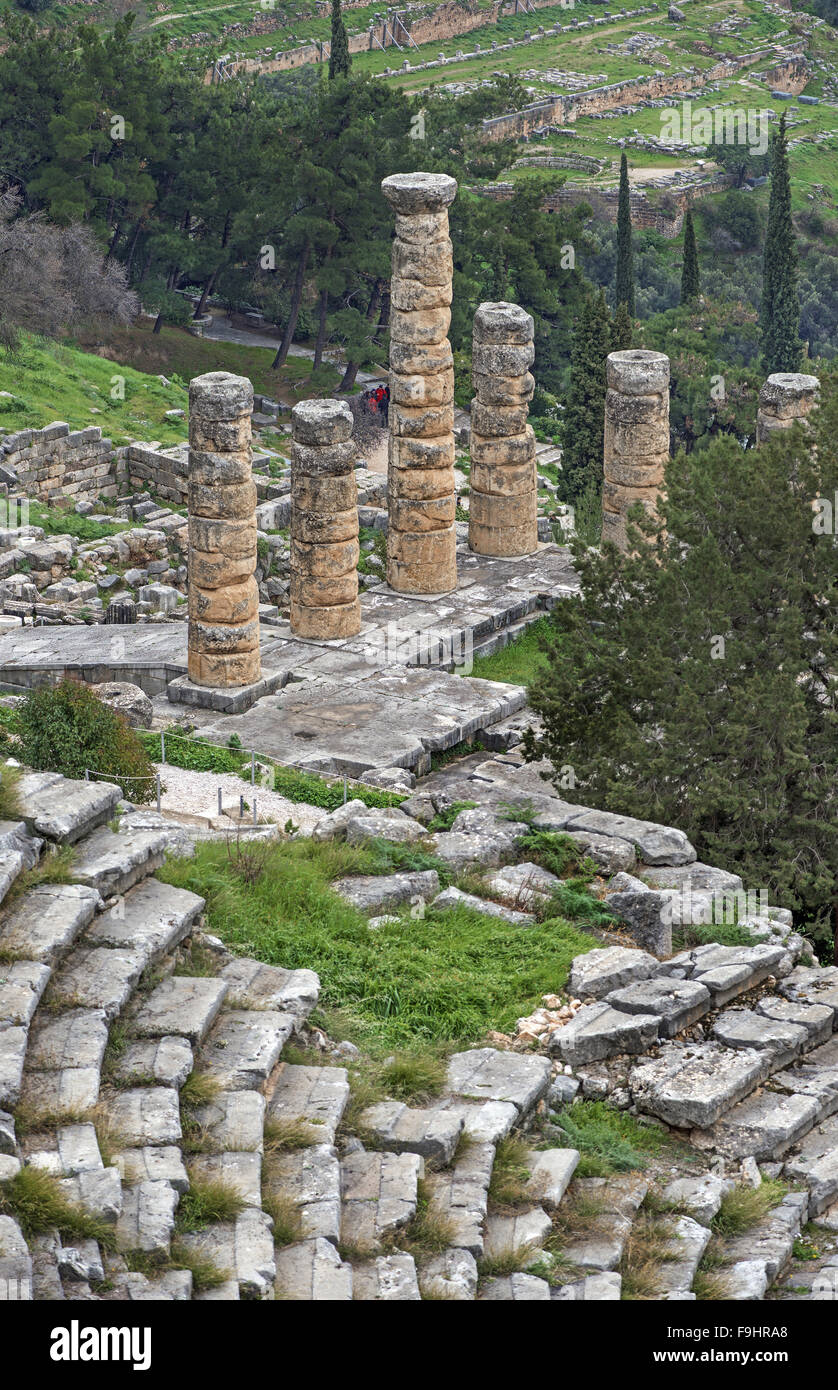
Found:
<box><xmin>71</xmin><ymin>826</ymin><xmax>171</xmax><ymax>897</ymax></box>
<box><xmin>189</xmin><ymin>1151</ymin><xmax>263</xmax><ymax>1208</ymax></box>
<box><xmin>418</xmin><ymin>1248</ymin><xmax>478</xmax><ymax>1301</ymax></box>
<box><xmin>268</xmin><ymin>1064</ymin><xmax>348</xmax><ymax>1146</ymax></box>
<box><xmin>198</xmin><ymin>1009</ymin><xmax>296</xmax><ymax>1091</ymax></box>
<box><xmin>780</xmin><ymin>966</ymin><xmax>838</xmax><ymax>1017</ymax></box>
<box><xmin>480</xmin><ymin>1272</ymin><xmax>550</xmax><ymax>1301</ymax></box>
<box><xmin>568</xmin><ymin>946</ymin><xmax>660</xmax><ymax>1001</ymax></box>
<box><xmin>18</xmin><ymin>1066</ymin><xmax>101</xmax><ymax>1117</ymax></box>
<box><xmin>105</xmin><ymin>1087</ymin><xmax>182</xmax><ymax>1147</ymax></box>
<box><xmin>604</xmin><ymin>977</ymin><xmax>711</xmax><ymax>1038</ymax></box>
<box><xmin>192</xmin><ymin>1091</ymin><xmax>265</xmax><ymax>1153</ymax></box>
<box><xmin>0</xmin><ymin>1028</ymin><xmax>31</xmax><ymax>1108</ymax></box>
<box><xmin>274</xmin><ymin>1238</ymin><xmax>353</xmax><ymax>1301</ymax></box>
<box><xmin>115</xmin><ymin>1180</ymin><xmax>178</xmax><ymax>1254</ymax></box>
<box><xmin>553</xmin><ymin>1272</ymin><xmax>622</xmax><ymax>1301</ymax></box>
<box><xmin>340</xmin><ymin>1151</ymin><xmax>423</xmax><ymax>1251</ymax></box>
<box><xmin>26</xmin><ymin>1009</ymin><xmax>109</xmax><ymax>1073</ymax></box>
<box><xmin>15</xmin><ymin>773</ymin><xmax>120</xmax><ymax>845</ymax></box>
<box><xmin>425</xmin><ymin>1141</ymin><xmax>495</xmax><ymax>1258</ymax></box>
<box><xmin>0</xmin><ymin>960</ymin><xmax>51</xmax><ymax>1026</ymax></box>
<box><xmin>712</xmin><ymin>1009</ymin><xmax>808</xmax><ymax>1067</ymax></box>
<box><xmin>524</xmin><ymin>1149</ymin><xmax>580</xmax><ymax>1209</ymax></box>
<box><xmin>111</xmin><ymin>1036</ymin><xmax>194</xmax><ymax>1090</ymax></box>
<box><xmin>0</xmin><ymin>884</ymin><xmax>101</xmax><ymax>965</ymax></box>
<box><xmin>266</xmin><ymin>1144</ymin><xmax>340</xmax><ymax>1242</ymax></box>
<box><xmin>484</xmin><ymin>1207</ymin><xmax>552</xmax><ymax>1260</ymax></box>
<box><xmin>655</xmin><ymin>1215</ymin><xmax>711</xmax><ymax>1295</ymax></box>
<box><xmin>85</xmin><ymin>879</ymin><xmax>204</xmax><ymax>964</ymax></box>
<box><xmin>333</xmin><ymin>870</ymin><xmax>440</xmax><ymax>914</ymax></box>
<box><xmin>446</xmin><ymin>1047</ymin><xmax>551</xmax><ymax>1114</ymax></box>
<box><xmin>756</xmin><ymin>996</ymin><xmax>834</xmax><ymax>1047</ymax></box>
<box><xmin>48</xmin><ymin>942</ymin><xmax>146</xmax><ymax>1021</ymax></box>
<box><xmin>177</xmin><ymin>1209</ymin><xmax>276</xmax><ymax>1298</ymax></box>
<box><xmin>131</xmin><ymin>977</ymin><xmax>228</xmax><ymax>1045</ymax></box>
<box><xmin>219</xmin><ymin>958</ymin><xmax>319</xmax><ymax>1022</ymax></box>
<box><xmin>630</xmin><ymin>1043</ymin><xmax>771</xmax><ymax>1129</ymax></box>
<box><xmin>434</xmin><ymin>1097</ymin><xmax>518</xmax><ymax>1143</ymax></box>
<box><xmin>783</xmin><ymin>1115</ymin><xmax>838</xmax><ymax>1215</ymax></box>
<box><xmin>58</xmin><ymin>1167</ymin><xmax>123</xmax><ymax>1223</ymax></box>
<box><xmin>358</xmin><ymin>1100</ymin><xmax>463</xmax><ymax>1165</ymax></box>
<box><xmin>116</xmin><ymin>1146</ymin><xmax>189</xmax><ymax>1192</ymax></box>
<box><xmin>549</xmin><ymin>1001</ymin><xmax>661</xmax><ymax>1065</ymax></box>
<box><xmin>351</xmin><ymin>1254</ymin><xmax>420</xmax><ymax>1301</ymax></box>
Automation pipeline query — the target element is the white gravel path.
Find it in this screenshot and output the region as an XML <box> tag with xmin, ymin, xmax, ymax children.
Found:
<box><xmin>153</xmin><ymin>762</ymin><xmax>329</xmax><ymax>835</ymax></box>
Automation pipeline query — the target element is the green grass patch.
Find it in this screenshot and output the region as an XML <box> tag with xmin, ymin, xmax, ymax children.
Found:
<box><xmin>157</xmin><ymin>837</ymin><xmax>600</xmax><ymax>1049</ymax></box>
<box><xmin>0</xmin><ymin>1164</ymin><xmax>116</xmax><ymax>1248</ymax></box>
<box><xmin>176</xmin><ymin>1175</ymin><xmax>246</xmax><ymax>1233</ymax></box>
<box><xmin>546</xmin><ymin>1101</ymin><xmax>672</xmax><ymax>1177</ymax></box>
<box><xmin>468</xmin><ymin>617</ymin><xmax>553</xmax><ymax>687</ymax></box>
<box><xmin>711</xmin><ymin>1180</ymin><xmax>787</xmax><ymax>1238</ymax></box>
<box><xmin>0</xmin><ymin>762</ymin><xmax>22</xmax><ymax>819</ymax></box>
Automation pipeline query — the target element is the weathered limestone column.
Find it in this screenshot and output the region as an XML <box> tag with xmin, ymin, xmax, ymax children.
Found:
<box><xmin>381</xmin><ymin>171</ymin><xmax>458</xmax><ymax>594</ymax></box>
<box><xmin>469</xmin><ymin>301</ymin><xmax>537</xmax><ymax>556</ymax></box>
<box><xmin>757</xmin><ymin>372</ymin><xmax>820</xmax><ymax>444</ymax></box>
<box><xmin>188</xmin><ymin>371</ymin><xmax>260</xmax><ymax>688</ymax></box>
<box><xmin>602</xmin><ymin>348</ymin><xmax>670</xmax><ymax>551</ymax></box>
<box><xmin>290</xmin><ymin>399</ymin><xmax>360</xmax><ymax>639</ymax></box>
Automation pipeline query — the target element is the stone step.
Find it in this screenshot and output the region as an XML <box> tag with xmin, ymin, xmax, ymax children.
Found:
<box><xmin>177</xmin><ymin>1209</ymin><xmax>276</xmax><ymax>1299</ymax></box>
<box><xmin>104</xmin><ymin>1087</ymin><xmax>182</xmax><ymax>1148</ymax></box>
<box><xmin>22</xmin><ymin>1121</ymin><xmax>104</xmax><ymax>1177</ymax></box>
<box><xmin>425</xmin><ymin>1141</ymin><xmax>495</xmax><ymax>1257</ymax></box>
<box><xmin>129</xmin><ymin>976</ymin><xmax>228</xmax><ymax>1046</ymax></box>
<box><xmin>70</xmin><ymin>824</ymin><xmax>173</xmax><ymax>898</ymax></box>
<box><xmin>0</xmin><ymin>1214</ymin><xmax>33</xmax><ymax>1301</ymax></box>
<box><xmin>0</xmin><ymin>884</ymin><xmax>101</xmax><ymax>965</ymax></box>
<box><xmin>653</xmin><ymin>1215</ymin><xmax>711</xmax><ymax>1296</ymax></box>
<box><xmin>189</xmin><ymin>1151</ymin><xmax>263</xmax><ymax>1208</ymax></box>
<box><xmin>274</xmin><ymin>1237</ymin><xmax>353</xmax><ymax>1301</ymax></box>
<box><xmin>484</xmin><ymin>1206</ymin><xmax>552</xmax><ymax>1262</ymax></box>
<box><xmin>351</xmin><ymin>1253</ymin><xmax>420</xmax><ymax>1301</ymax></box>
<box><xmin>85</xmin><ymin>879</ymin><xmax>205</xmax><ymax>967</ymax></box>
<box><xmin>553</xmin><ymin>1272</ymin><xmax>622</xmax><ymax>1301</ymax></box>
<box><xmin>219</xmin><ymin>958</ymin><xmax>319</xmax><ymax>1025</ymax></box>
<box><xmin>417</xmin><ymin>1248</ymin><xmax>478</xmax><ymax>1301</ymax></box>
<box><xmin>630</xmin><ymin>1043</ymin><xmax>772</xmax><ymax>1130</ymax></box>
<box><xmin>479</xmin><ymin>1272</ymin><xmax>550</xmax><ymax>1301</ymax></box>
<box><xmin>264</xmin><ymin>1143</ymin><xmax>340</xmax><ymax>1242</ymax></box>
<box><xmin>339</xmin><ymin>1150</ymin><xmax>423</xmax><ymax>1253</ymax></box>
<box><xmin>189</xmin><ymin>1090</ymin><xmax>265</xmax><ymax>1155</ymax></box>
<box><xmin>15</xmin><ymin>772</ymin><xmax>121</xmax><ymax>845</ymax></box>
<box><xmin>0</xmin><ymin>820</ymin><xmax>42</xmax><ymax>908</ymax></box>
<box><xmin>46</xmin><ymin>946</ymin><xmax>146</xmax><ymax>1021</ymax></box>
<box><xmin>267</xmin><ymin>1064</ymin><xmax>349</xmax><ymax>1146</ymax></box>
<box><xmin>719</xmin><ymin>1192</ymin><xmax>807</xmax><ymax>1287</ymax></box>
<box><xmin>559</xmin><ymin>1174</ymin><xmax>648</xmax><ymax>1274</ymax></box>
<box><xmin>358</xmin><ymin>1101</ymin><xmax>464</xmax><ymax>1165</ymax></box>
<box><xmin>197</xmin><ymin>1009</ymin><xmax>295</xmax><ymax>1092</ymax></box>
<box><xmin>445</xmin><ymin>1047</ymin><xmax>551</xmax><ymax>1118</ymax></box>
<box><xmin>110</xmin><ymin>1036</ymin><xmax>194</xmax><ymax>1090</ymax></box>
<box><xmin>783</xmin><ymin>1114</ymin><xmax>838</xmax><ymax>1215</ymax></box>
<box><xmin>115</xmin><ymin>1180</ymin><xmax>179</xmax><ymax>1255</ymax></box>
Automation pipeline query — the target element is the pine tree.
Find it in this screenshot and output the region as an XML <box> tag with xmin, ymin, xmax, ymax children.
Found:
<box><xmin>615</xmin><ymin>152</ymin><xmax>635</xmax><ymax>316</ymax></box>
<box><xmin>611</xmin><ymin>299</ymin><xmax>633</xmax><ymax>351</ymax></box>
<box><xmin>760</xmin><ymin>113</ymin><xmax>802</xmax><ymax>373</ymax></box>
<box><xmin>680</xmin><ymin>207</ymin><xmax>700</xmax><ymax>303</ymax></box>
<box><xmin>525</xmin><ymin>378</ymin><xmax>838</xmax><ymax>944</ymax></box>
<box><xmin>557</xmin><ymin>288</ymin><xmax>612</xmax><ymax>505</ymax></box>
<box><xmin>329</xmin><ymin>0</ymin><xmax>351</xmax><ymax>79</ymax></box>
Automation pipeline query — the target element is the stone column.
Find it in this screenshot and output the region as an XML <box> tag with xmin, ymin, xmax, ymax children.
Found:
<box><xmin>187</xmin><ymin>371</ymin><xmax>260</xmax><ymax>688</ymax></box>
<box><xmin>602</xmin><ymin>348</ymin><xmax>670</xmax><ymax>551</ymax></box>
<box><xmin>757</xmin><ymin>372</ymin><xmax>819</xmax><ymax>444</ymax></box>
<box><xmin>469</xmin><ymin>301</ymin><xmax>537</xmax><ymax>557</ymax></box>
<box><xmin>381</xmin><ymin>171</ymin><xmax>458</xmax><ymax>594</ymax></box>
<box><xmin>290</xmin><ymin>399</ymin><xmax>360</xmax><ymax>639</ymax></box>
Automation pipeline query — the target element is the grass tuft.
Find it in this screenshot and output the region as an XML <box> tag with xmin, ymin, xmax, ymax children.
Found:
<box><xmin>0</xmin><ymin>1164</ymin><xmax>116</xmax><ymax>1247</ymax></box>
<box><xmin>547</xmin><ymin>1101</ymin><xmax>671</xmax><ymax>1178</ymax></box>
<box><xmin>176</xmin><ymin>1175</ymin><xmax>246</xmax><ymax>1233</ymax></box>
<box><xmin>711</xmin><ymin>1180</ymin><xmax>786</xmax><ymax>1238</ymax></box>
<box><xmin>488</xmin><ymin>1135</ymin><xmax>532</xmax><ymax>1209</ymax></box>
<box><xmin>0</xmin><ymin>763</ymin><xmax>22</xmax><ymax>819</ymax></box>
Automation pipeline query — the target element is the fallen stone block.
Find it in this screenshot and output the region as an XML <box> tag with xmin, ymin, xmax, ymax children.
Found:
<box><xmin>549</xmin><ymin>1000</ymin><xmax>660</xmax><ymax>1065</ymax></box>
<box><xmin>568</xmin><ymin>946</ymin><xmax>660</xmax><ymax>1001</ymax></box>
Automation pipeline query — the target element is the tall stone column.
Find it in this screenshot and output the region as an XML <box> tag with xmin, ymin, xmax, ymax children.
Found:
<box><xmin>188</xmin><ymin>371</ymin><xmax>260</xmax><ymax>688</ymax></box>
<box><xmin>381</xmin><ymin>171</ymin><xmax>458</xmax><ymax>594</ymax></box>
<box><xmin>290</xmin><ymin>399</ymin><xmax>360</xmax><ymax>639</ymax></box>
<box><xmin>469</xmin><ymin>301</ymin><xmax>537</xmax><ymax>557</ymax></box>
<box><xmin>757</xmin><ymin>372</ymin><xmax>819</xmax><ymax>444</ymax></box>
<box><xmin>602</xmin><ymin>348</ymin><xmax>670</xmax><ymax>551</ymax></box>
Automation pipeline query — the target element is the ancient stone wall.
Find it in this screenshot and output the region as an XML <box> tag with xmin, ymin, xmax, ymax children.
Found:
<box><xmin>382</xmin><ymin>171</ymin><xmax>458</xmax><ymax>595</ymax></box>
<box><xmin>756</xmin><ymin>372</ymin><xmax>820</xmax><ymax>445</ymax></box>
<box><xmin>0</xmin><ymin>423</ymin><xmax>116</xmax><ymax>503</ymax></box>
<box><xmin>602</xmin><ymin>349</ymin><xmax>670</xmax><ymax>551</ymax></box>
<box><xmin>187</xmin><ymin>371</ymin><xmax>261</xmax><ymax>688</ymax></box>
<box><xmin>469</xmin><ymin>302</ymin><xmax>538</xmax><ymax>558</ymax></box>
<box><xmin>290</xmin><ymin>399</ymin><xmax>360</xmax><ymax>639</ymax></box>
<box><xmin>476</xmin><ymin>173</ymin><xmax>727</xmax><ymax>238</ymax></box>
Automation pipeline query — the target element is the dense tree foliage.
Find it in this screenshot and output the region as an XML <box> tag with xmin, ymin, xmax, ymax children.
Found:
<box><xmin>761</xmin><ymin>113</ymin><xmax>802</xmax><ymax>373</ymax></box>
<box><xmin>526</xmin><ymin>375</ymin><xmax>838</xmax><ymax>944</ymax></box>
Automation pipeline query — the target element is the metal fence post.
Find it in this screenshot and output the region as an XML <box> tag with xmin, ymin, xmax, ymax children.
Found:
<box><xmin>156</xmin><ymin>774</ymin><xmax>161</xmax><ymax>813</ymax></box>
<box><xmin>218</xmin><ymin>787</ymin><xmax>222</xmax><ymax>816</ymax></box>
<box><xmin>251</xmin><ymin>749</ymin><xmax>255</xmax><ymax>786</ymax></box>
<box><xmin>161</xmin><ymin>732</ymin><xmax>166</xmax><ymax>764</ymax></box>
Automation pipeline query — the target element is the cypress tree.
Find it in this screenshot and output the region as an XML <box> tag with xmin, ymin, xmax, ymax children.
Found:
<box><xmin>329</xmin><ymin>0</ymin><xmax>351</xmax><ymax>79</ymax></box>
<box><xmin>558</xmin><ymin>287</ymin><xmax>612</xmax><ymax>504</ymax></box>
<box><xmin>611</xmin><ymin>299</ymin><xmax>633</xmax><ymax>351</ymax></box>
<box><xmin>615</xmin><ymin>153</ymin><xmax>635</xmax><ymax>316</ymax></box>
<box><xmin>760</xmin><ymin>113</ymin><xmax>802</xmax><ymax>373</ymax></box>
<box><xmin>680</xmin><ymin>207</ymin><xmax>700</xmax><ymax>303</ymax></box>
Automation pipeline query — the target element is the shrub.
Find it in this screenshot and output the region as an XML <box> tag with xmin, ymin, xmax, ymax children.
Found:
<box><xmin>18</xmin><ymin>679</ymin><xmax>156</xmax><ymax>802</ymax></box>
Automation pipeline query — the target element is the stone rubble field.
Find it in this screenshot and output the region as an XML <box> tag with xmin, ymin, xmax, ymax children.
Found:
<box><xmin>1</xmin><ymin>755</ymin><xmax>836</xmax><ymax>1302</ymax></box>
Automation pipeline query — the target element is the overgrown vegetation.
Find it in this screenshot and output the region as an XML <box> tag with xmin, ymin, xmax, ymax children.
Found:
<box><xmin>158</xmin><ymin>836</ymin><xmax>599</xmax><ymax>1049</ymax></box>
<box><xmin>0</xmin><ymin>1163</ymin><xmax>115</xmax><ymax>1247</ymax></box>
<box><xmin>18</xmin><ymin>679</ymin><xmax>155</xmax><ymax>803</ymax></box>
<box><xmin>546</xmin><ymin>1101</ymin><xmax>673</xmax><ymax>1178</ymax></box>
